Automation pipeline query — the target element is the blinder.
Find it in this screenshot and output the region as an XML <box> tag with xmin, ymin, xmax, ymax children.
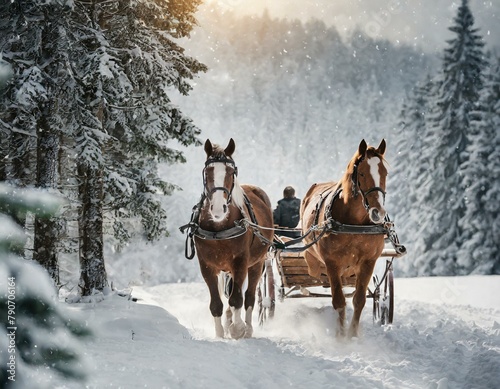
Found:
<box><xmin>351</xmin><ymin>155</ymin><xmax>364</xmax><ymax>198</ymax></box>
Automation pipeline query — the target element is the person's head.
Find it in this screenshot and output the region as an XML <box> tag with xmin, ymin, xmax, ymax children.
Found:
<box><xmin>283</xmin><ymin>186</ymin><xmax>295</xmax><ymax>199</ymax></box>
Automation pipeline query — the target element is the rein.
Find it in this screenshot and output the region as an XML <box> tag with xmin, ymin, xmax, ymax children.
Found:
<box><xmin>252</xmin><ymin>181</ymin><xmax>403</xmax><ymax>255</ymax></box>
<box><xmin>242</xmin><ymin>219</ymin><xmax>329</xmax><ymax>252</ymax></box>
<box><xmin>181</xmin><ymin>152</ymin><xmax>404</xmax><ymax>259</ymax></box>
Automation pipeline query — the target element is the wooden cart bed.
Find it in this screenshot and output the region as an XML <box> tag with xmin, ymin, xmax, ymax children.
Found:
<box><xmin>275</xmin><ymin>234</ymin><xmax>402</xmax><ymax>291</ymax></box>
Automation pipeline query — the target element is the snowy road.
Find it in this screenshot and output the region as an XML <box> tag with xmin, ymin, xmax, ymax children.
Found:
<box><xmin>134</xmin><ymin>275</ymin><xmax>500</xmax><ymax>389</ymax></box>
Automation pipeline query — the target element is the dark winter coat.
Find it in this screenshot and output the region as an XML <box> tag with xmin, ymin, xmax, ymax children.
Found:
<box><xmin>273</xmin><ymin>197</ymin><xmax>301</xmax><ymax>228</ymax></box>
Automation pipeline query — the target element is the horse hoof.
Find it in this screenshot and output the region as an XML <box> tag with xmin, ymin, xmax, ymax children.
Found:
<box><xmin>229</xmin><ymin>322</ymin><xmax>246</xmax><ymax>339</ymax></box>
<box><xmin>348</xmin><ymin>325</ymin><xmax>359</xmax><ymax>339</ymax></box>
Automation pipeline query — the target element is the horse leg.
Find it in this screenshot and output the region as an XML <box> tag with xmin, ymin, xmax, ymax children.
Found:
<box><xmin>349</xmin><ymin>259</ymin><xmax>377</xmax><ymax>338</ymax></box>
<box><xmin>242</xmin><ymin>260</ymin><xmax>263</xmax><ymax>338</ymax></box>
<box><xmin>224</xmin><ymin>306</ymin><xmax>233</xmax><ymax>336</ymax></box>
<box><xmin>227</xmin><ymin>265</ymin><xmax>247</xmax><ymax>339</ymax></box>
<box><xmin>325</xmin><ymin>265</ymin><xmax>347</xmax><ymax>337</ymax></box>
<box><xmin>200</xmin><ymin>264</ymin><xmax>225</xmax><ymax>338</ymax></box>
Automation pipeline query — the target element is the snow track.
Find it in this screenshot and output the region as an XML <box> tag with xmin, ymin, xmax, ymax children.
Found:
<box><xmin>137</xmin><ymin>276</ymin><xmax>500</xmax><ymax>388</ymax></box>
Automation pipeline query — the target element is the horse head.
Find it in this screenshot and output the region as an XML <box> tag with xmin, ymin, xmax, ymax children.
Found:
<box><xmin>350</xmin><ymin>139</ymin><xmax>388</xmax><ymax>224</ymax></box>
<box><xmin>203</xmin><ymin>138</ymin><xmax>239</xmax><ymax>222</ymax></box>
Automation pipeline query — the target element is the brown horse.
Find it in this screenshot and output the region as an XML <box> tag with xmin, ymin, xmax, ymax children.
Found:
<box><xmin>301</xmin><ymin>139</ymin><xmax>388</xmax><ymax>338</ymax></box>
<box><xmin>193</xmin><ymin>138</ymin><xmax>273</xmax><ymax>339</ymax></box>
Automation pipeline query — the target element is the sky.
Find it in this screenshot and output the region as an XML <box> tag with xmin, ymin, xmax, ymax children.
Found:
<box><xmin>207</xmin><ymin>0</ymin><xmax>500</xmax><ymax>52</ymax></box>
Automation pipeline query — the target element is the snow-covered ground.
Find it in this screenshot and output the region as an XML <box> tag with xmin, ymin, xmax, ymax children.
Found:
<box><xmin>39</xmin><ymin>273</ymin><xmax>500</xmax><ymax>388</ymax></box>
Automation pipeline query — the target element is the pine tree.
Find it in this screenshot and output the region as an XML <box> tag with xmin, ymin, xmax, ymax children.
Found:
<box><xmin>390</xmin><ymin>78</ymin><xmax>433</xmax><ymax>240</ymax></box>
<box><xmin>0</xmin><ymin>0</ymin><xmax>40</xmax><ymax>222</ymax></box>
<box><xmin>99</xmin><ymin>0</ymin><xmax>206</xmax><ymax>241</ymax></box>
<box><xmin>66</xmin><ymin>0</ymin><xmax>206</xmax><ymax>296</ymax></box>
<box><xmin>31</xmin><ymin>2</ymin><xmax>74</xmax><ymax>286</ymax></box>
<box><xmin>1</xmin><ymin>0</ymin><xmax>206</xmax><ymax>295</ymax></box>
<box><xmin>0</xmin><ymin>0</ymin><xmax>75</xmax><ymax>282</ymax></box>
<box><xmin>0</xmin><ymin>56</ymin><xmax>12</xmax><ymax>181</ymax></box>
<box><xmin>457</xmin><ymin>56</ymin><xmax>500</xmax><ymax>274</ymax></box>
<box><xmin>413</xmin><ymin>0</ymin><xmax>486</xmax><ymax>275</ymax></box>
<box><xmin>0</xmin><ymin>183</ymin><xmax>90</xmax><ymax>388</ymax></box>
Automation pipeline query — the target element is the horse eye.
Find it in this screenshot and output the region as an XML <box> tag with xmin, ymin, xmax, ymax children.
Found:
<box><xmin>359</xmin><ymin>173</ymin><xmax>365</xmax><ymax>177</ymax></box>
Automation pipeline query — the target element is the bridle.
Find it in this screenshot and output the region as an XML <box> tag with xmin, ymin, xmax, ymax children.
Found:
<box><xmin>352</xmin><ymin>155</ymin><xmax>386</xmax><ymax>212</ymax></box>
<box><xmin>202</xmin><ymin>156</ymin><xmax>238</xmax><ymax>204</ymax></box>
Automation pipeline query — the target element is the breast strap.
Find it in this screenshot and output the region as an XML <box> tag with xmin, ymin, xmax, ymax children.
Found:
<box><xmin>179</xmin><ymin>193</ymin><xmax>259</xmax><ymax>259</ymax></box>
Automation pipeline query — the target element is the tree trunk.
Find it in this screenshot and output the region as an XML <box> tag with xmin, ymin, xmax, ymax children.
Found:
<box><xmin>0</xmin><ymin>129</ymin><xmax>8</xmax><ymax>181</ymax></box>
<box><xmin>33</xmin><ymin>119</ymin><xmax>60</xmax><ymax>284</ymax></box>
<box><xmin>2</xmin><ymin>129</ymin><xmax>36</xmax><ymax>258</ymax></box>
<box><xmin>8</xmin><ymin>131</ymin><xmax>34</xmax><ymax>227</ymax></box>
<box><xmin>78</xmin><ymin>162</ymin><xmax>108</xmax><ymax>296</ymax></box>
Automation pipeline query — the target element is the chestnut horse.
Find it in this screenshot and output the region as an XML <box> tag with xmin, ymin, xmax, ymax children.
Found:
<box><xmin>193</xmin><ymin>139</ymin><xmax>273</xmax><ymax>339</ymax></box>
<box><xmin>301</xmin><ymin>139</ymin><xmax>388</xmax><ymax>338</ymax></box>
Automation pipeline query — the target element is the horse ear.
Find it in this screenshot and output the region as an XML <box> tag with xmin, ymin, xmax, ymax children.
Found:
<box><xmin>204</xmin><ymin>139</ymin><xmax>213</xmax><ymax>157</ymax></box>
<box><xmin>377</xmin><ymin>139</ymin><xmax>386</xmax><ymax>155</ymax></box>
<box><xmin>224</xmin><ymin>138</ymin><xmax>235</xmax><ymax>157</ymax></box>
<box><xmin>358</xmin><ymin>139</ymin><xmax>367</xmax><ymax>158</ymax></box>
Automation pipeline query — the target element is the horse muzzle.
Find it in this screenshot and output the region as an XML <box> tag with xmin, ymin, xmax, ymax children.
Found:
<box><xmin>369</xmin><ymin>207</ymin><xmax>386</xmax><ymax>224</ymax></box>
<box><xmin>208</xmin><ymin>191</ymin><xmax>231</xmax><ymax>222</ymax></box>
<box><xmin>210</xmin><ymin>203</ymin><xmax>229</xmax><ymax>221</ymax></box>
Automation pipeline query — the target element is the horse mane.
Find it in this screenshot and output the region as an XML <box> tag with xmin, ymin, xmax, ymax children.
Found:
<box><xmin>341</xmin><ymin>146</ymin><xmax>387</xmax><ymax>198</ymax></box>
<box><xmin>230</xmin><ymin>178</ymin><xmax>246</xmax><ymax>214</ymax></box>
<box><xmin>209</xmin><ymin>144</ymin><xmax>231</xmax><ymax>159</ymax></box>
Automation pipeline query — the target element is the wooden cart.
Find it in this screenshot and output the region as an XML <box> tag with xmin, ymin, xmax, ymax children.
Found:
<box><xmin>257</xmin><ymin>229</ymin><xmax>406</xmax><ymax>326</ymax></box>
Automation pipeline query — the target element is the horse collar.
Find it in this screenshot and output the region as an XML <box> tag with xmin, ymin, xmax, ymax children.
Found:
<box><xmin>182</xmin><ymin>192</ymin><xmax>258</xmax><ymax>242</ymax></box>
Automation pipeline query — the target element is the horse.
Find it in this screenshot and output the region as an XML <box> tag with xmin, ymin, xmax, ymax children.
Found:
<box><xmin>300</xmin><ymin>139</ymin><xmax>388</xmax><ymax>338</ymax></box>
<box><xmin>192</xmin><ymin>138</ymin><xmax>274</xmax><ymax>339</ymax></box>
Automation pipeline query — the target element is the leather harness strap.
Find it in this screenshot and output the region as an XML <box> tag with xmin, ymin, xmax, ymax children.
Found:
<box><xmin>179</xmin><ymin>193</ymin><xmax>259</xmax><ymax>259</ymax></box>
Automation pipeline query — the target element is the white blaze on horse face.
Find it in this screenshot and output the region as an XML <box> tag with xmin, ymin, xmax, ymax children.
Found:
<box><xmin>209</xmin><ymin>163</ymin><xmax>230</xmax><ymax>222</ymax></box>
<box><xmin>367</xmin><ymin>156</ymin><xmax>386</xmax><ymax>223</ymax></box>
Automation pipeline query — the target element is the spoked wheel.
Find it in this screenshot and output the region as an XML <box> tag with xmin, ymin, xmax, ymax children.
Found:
<box><xmin>372</xmin><ymin>259</ymin><xmax>394</xmax><ymax>325</ymax></box>
<box><xmin>258</xmin><ymin>258</ymin><xmax>276</xmax><ymax>326</ymax></box>
<box><xmin>380</xmin><ymin>261</ymin><xmax>394</xmax><ymax>325</ymax></box>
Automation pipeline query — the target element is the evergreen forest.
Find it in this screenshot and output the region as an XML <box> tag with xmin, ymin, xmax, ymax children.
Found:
<box><xmin>170</xmin><ymin>2</ymin><xmax>499</xmax><ymax>278</ymax></box>
<box><xmin>1</xmin><ymin>0</ymin><xmax>498</xmax><ymax>299</ymax></box>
